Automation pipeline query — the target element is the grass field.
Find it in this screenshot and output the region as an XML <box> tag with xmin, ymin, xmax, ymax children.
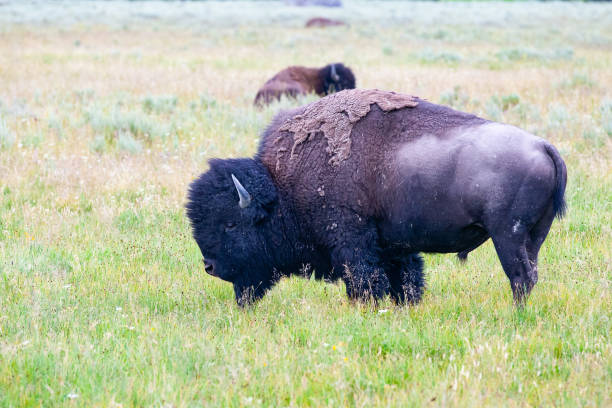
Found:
<box><xmin>0</xmin><ymin>1</ymin><xmax>611</xmax><ymax>406</ymax></box>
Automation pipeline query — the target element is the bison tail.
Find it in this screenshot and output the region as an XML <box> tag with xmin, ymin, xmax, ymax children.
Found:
<box><xmin>544</xmin><ymin>143</ymin><xmax>568</xmax><ymax>219</ymax></box>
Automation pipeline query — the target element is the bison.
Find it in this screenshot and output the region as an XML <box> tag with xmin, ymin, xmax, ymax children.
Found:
<box><xmin>253</xmin><ymin>63</ymin><xmax>355</xmax><ymax>107</ymax></box>
<box><xmin>305</xmin><ymin>17</ymin><xmax>347</xmax><ymax>28</ymax></box>
<box><xmin>187</xmin><ymin>89</ymin><xmax>567</xmax><ymax>307</ymax></box>
<box><xmin>287</xmin><ymin>0</ymin><xmax>342</xmax><ymax>7</ymax></box>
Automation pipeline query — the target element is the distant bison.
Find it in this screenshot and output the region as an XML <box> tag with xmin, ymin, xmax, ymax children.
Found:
<box><xmin>287</xmin><ymin>0</ymin><xmax>342</xmax><ymax>7</ymax></box>
<box><xmin>187</xmin><ymin>89</ymin><xmax>567</xmax><ymax>307</ymax></box>
<box><xmin>254</xmin><ymin>63</ymin><xmax>355</xmax><ymax>107</ymax></box>
<box><xmin>305</xmin><ymin>17</ymin><xmax>346</xmax><ymax>28</ymax></box>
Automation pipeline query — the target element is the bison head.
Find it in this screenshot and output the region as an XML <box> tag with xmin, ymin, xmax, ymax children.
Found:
<box><xmin>321</xmin><ymin>63</ymin><xmax>356</xmax><ymax>95</ymax></box>
<box><xmin>186</xmin><ymin>158</ymin><xmax>288</xmax><ymax>306</ymax></box>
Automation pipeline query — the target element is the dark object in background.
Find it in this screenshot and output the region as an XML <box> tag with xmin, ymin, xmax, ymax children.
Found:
<box><xmin>305</xmin><ymin>17</ymin><xmax>346</xmax><ymax>27</ymax></box>
<box><xmin>253</xmin><ymin>63</ymin><xmax>355</xmax><ymax>107</ymax></box>
<box><xmin>187</xmin><ymin>89</ymin><xmax>567</xmax><ymax>307</ymax></box>
<box><xmin>286</xmin><ymin>0</ymin><xmax>342</xmax><ymax>7</ymax></box>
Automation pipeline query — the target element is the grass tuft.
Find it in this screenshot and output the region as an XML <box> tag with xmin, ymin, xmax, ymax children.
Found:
<box><xmin>417</xmin><ymin>49</ymin><xmax>463</xmax><ymax>65</ymax></box>
<box><xmin>0</xmin><ymin>116</ymin><xmax>15</xmax><ymax>149</ymax></box>
<box><xmin>439</xmin><ymin>86</ymin><xmax>472</xmax><ymax>110</ymax></box>
<box><xmin>142</xmin><ymin>94</ymin><xmax>177</xmax><ymax>114</ymax></box>
<box><xmin>117</xmin><ymin>130</ymin><xmax>143</xmax><ymax>154</ymax></box>
<box><xmin>600</xmin><ymin>99</ymin><xmax>612</xmax><ymax>137</ymax></box>
<box><xmin>85</xmin><ymin>107</ymin><xmax>171</xmax><ymax>144</ymax></box>
<box><xmin>495</xmin><ymin>47</ymin><xmax>574</xmax><ymax>63</ymax></box>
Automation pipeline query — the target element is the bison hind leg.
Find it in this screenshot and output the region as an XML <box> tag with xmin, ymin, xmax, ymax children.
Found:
<box><xmin>383</xmin><ymin>252</ymin><xmax>425</xmax><ymax>305</ymax></box>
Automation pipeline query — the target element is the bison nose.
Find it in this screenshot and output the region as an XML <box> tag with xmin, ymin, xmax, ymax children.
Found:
<box><xmin>203</xmin><ymin>260</ymin><xmax>216</xmax><ymax>276</ymax></box>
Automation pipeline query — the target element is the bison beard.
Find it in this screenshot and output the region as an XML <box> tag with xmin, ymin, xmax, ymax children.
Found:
<box><xmin>187</xmin><ymin>89</ymin><xmax>567</xmax><ymax>307</ymax></box>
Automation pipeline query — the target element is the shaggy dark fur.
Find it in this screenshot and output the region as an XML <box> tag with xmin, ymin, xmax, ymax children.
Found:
<box><xmin>253</xmin><ymin>63</ymin><xmax>355</xmax><ymax>107</ymax></box>
<box><xmin>187</xmin><ymin>89</ymin><xmax>567</xmax><ymax>307</ymax></box>
<box><xmin>186</xmin><ymin>158</ymin><xmax>328</xmax><ymax>306</ymax></box>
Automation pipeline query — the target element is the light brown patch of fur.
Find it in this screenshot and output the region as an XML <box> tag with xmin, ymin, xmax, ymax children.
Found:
<box><xmin>279</xmin><ymin>89</ymin><xmax>418</xmax><ymax>166</ymax></box>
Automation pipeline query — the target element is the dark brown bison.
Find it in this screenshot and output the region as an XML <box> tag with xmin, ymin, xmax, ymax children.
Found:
<box><xmin>305</xmin><ymin>17</ymin><xmax>346</xmax><ymax>28</ymax></box>
<box><xmin>187</xmin><ymin>89</ymin><xmax>567</xmax><ymax>307</ymax></box>
<box><xmin>253</xmin><ymin>63</ymin><xmax>355</xmax><ymax>107</ymax></box>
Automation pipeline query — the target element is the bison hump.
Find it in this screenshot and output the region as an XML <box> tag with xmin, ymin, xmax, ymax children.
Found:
<box><xmin>278</xmin><ymin>89</ymin><xmax>418</xmax><ymax>166</ymax></box>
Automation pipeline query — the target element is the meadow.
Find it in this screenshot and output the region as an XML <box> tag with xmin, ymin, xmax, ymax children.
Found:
<box><xmin>0</xmin><ymin>1</ymin><xmax>611</xmax><ymax>406</ymax></box>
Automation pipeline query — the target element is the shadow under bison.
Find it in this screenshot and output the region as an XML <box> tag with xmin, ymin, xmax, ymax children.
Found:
<box><xmin>187</xmin><ymin>89</ymin><xmax>567</xmax><ymax>307</ymax></box>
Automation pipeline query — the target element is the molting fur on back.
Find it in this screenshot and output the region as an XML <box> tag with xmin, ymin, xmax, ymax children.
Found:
<box><xmin>277</xmin><ymin>89</ymin><xmax>418</xmax><ymax>166</ymax></box>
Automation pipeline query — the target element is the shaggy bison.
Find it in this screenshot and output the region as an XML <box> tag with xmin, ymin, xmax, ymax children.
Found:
<box><xmin>253</xmin><ymin>63</ymin><xmax>355</xmax><ymax>107</ymax></box>
<box><xmin>187</xmin><ymin>89</ymin><xmax>567</xmax><ymax>307</ymax></box>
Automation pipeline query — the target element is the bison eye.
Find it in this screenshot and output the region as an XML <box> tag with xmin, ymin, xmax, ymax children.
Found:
<box><xmin>225</xmin><ymin>221</ymin><xmax>237</xmax><ymax>232</ymax></box>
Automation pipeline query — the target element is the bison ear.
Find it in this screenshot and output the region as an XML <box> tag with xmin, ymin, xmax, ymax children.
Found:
<box><xmin>231</xmin><ymin>174</ymin><xmax>252</xmax><ymax>208</ymax></box>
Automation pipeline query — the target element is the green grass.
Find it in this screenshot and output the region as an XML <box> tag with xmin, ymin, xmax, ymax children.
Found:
<box><xmin>0</xmin><ymin>1</ymin><xmax>611</xmax><ymax>406</ymax></box>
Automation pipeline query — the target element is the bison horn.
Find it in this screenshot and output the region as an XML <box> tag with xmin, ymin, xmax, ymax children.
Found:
<box><xmin>231</xmin><ymin>174</ymin><xmax>252</xmax><ymax>208</ymax></box>
<box><xmin>330</xmin><ymin>64</ymin><xmax>340</xmax><ymax>82</ymax></box>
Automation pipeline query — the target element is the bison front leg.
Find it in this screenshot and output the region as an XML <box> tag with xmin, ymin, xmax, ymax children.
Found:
<box><xmin>339</xmin><ymin>260</ymin><xmax>390</xmax><ymax>302</ymax></box>
<box><xmin>382</xmin><ymin>251</ymin><xmax>425</xmax><ymax>305</ymax></box>
<box><xmin>330</xmin><ymin>234</ymin><xmax>390</xmax><ymax>302</ymax></box>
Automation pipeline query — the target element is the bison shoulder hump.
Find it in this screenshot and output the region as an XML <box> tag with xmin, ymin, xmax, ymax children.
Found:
<box><xmin>274</xmin><ymin>89</ymin><xmax>418</xmax><ymax>166</ymax></box>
